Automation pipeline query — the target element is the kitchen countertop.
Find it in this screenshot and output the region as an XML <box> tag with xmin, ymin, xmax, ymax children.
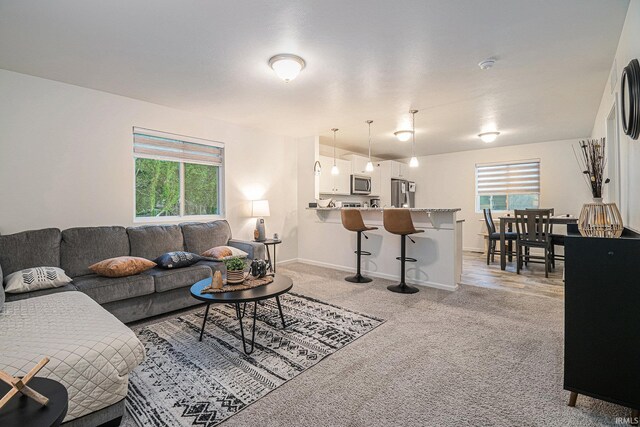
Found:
<box><xmin>307</xmin><ymin>207</ymin><xmax>461</xmax><ymax>212</ymax></box>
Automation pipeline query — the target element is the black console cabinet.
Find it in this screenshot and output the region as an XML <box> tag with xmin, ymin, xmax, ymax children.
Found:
<box><xmin>564</xmin><ymin>227</ymin><xmax>640</xmax><ymax>411</ymax></box>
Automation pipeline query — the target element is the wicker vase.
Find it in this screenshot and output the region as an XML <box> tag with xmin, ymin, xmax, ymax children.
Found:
<box><xmin>578</xmin><ymin>198</ymin><xmax>623</xmax><ymax>238</ymax></box>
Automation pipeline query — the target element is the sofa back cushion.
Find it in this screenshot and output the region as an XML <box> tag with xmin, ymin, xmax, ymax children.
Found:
<box><xmin>128</xmin><ymin>224</ymin><xmax>184</xmax><ymax>260</ymax></box>
<box><xmin>61</xmin><ymin>226</ymin><xmax>130</xmax><ymax>277</ymax></box>
<box><xmin>0</xmin><ymin>228</ymin><xmax>61</xmax><ymax>276</ymax></box>
<box><xmin>181</xmin><ymin>220</ymin><xmax>232</xmax><ymax>255</ymax></box>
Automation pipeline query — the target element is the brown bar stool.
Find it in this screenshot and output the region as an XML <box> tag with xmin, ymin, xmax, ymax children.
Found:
<box><xmin>341</xmin><ymin>209</ymin><xmax>378</xmax><ymax>283</ymax></box>
<box><xmin>383</xmin><ymin>208</ymin><xmax>424</xmax><ymax>294</ymax></box>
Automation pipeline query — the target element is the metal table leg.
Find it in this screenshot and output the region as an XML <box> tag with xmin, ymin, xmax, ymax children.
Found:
<box><xmin>199</xmin><ymin>303</ymin><xmax>210</xmax><ymax>342</ymax></box>
<box><xmin>236</xmin><ymin>302</ymin><xmax>258</xmax><ymax>354</ymax></box>
<box><xmin>266</xmin><ymin>244</ymin><xmax>273</xmax><ymax>272</ymax></box>
<box><xmin>275</xmin><ymin>295</ymin><xmax>286</xmax><ymax>328</ymax></box>
<box><xmin>235</xmin><ymin>302</ymin><xmax>246</xmax><ymax>319</ymax></box>
<box><xmin>273</xmin><ymin>244</ymin><xmax>277</xmax><ymax>273</ymax></box>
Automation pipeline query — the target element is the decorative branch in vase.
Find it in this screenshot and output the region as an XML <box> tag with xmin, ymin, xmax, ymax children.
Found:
<box><xmin>572</xmin><ymin>137</ymin><xmax>610</xmax><ymax>201</ymax></box>
<box><xmin>572</xmin><ymin>138</ymin><xmax>623</xmax><ymax>238</ymax></box>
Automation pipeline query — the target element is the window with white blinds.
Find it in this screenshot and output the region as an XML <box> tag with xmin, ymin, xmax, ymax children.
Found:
<box><xmin>475</xmin><ymin>160</ymin><xmax>540</xmax><ymax>212</ymax></box>
<box><xmin>133</xmin><ymin>128</ymin><xmax>225</xmax><ymax>219</ymax></box>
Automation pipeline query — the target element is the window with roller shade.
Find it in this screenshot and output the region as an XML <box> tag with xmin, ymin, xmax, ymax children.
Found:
<box><xmin>475</xmin><ymin>160</ymin><xmax>540</xmax><ymax>212</ymax></box>
<box><xmin>133</xmin><ymin>128</ymin><xmax>224</xmax><ymax>219</ymax></box>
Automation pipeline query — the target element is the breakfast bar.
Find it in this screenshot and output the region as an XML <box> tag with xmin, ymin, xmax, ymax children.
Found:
<box><xmin>303</xmin><ymin>207</ymin><xmax>463</xmax><ymax>291</ymax></box>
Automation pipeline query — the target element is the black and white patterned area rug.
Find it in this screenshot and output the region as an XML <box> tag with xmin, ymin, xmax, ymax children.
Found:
<box><xmin>126</xmin><ymin>293</ymin><xmax>384</xmax><ymax>427</ymax></box>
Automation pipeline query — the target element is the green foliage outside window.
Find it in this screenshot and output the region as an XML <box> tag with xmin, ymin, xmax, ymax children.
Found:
<box><xmin>477</xmin><ymin>194</ymin><xmax>538</xmax><ymax>212</ymax></box>
<box><xmin>135</xmin><ymin>158</ymin><xmax>180</xmax><ymax>217</ymax></box>
<box><xmin>135</xmin><ymin>158</ymin><xmax>219</xmax><ymax>218</ymax></box>
<box><xmin>185</xmin><ymin>163</ymin><xmax>218</xmax><ymax>215</ymax></box>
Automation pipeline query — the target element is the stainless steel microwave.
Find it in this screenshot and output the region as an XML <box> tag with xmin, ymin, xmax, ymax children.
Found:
<box><xmin>351</xmin><ymin>174</ymin><xmax>372</xmax><ymax>195</ymax></box>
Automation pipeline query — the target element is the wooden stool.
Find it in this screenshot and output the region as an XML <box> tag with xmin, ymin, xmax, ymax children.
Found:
<box><xmin>341</xmin><ymin>209</ymin><xmax>378</xmax><ymax>283</ymax></box>
<box><xmin>383</xmin><ymin>209</ymin><xmax>424</xmax><ymax>294</ymax></box>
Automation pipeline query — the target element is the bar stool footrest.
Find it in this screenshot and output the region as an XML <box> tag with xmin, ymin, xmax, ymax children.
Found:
<box><xmin>395</xmin><ymin>256</ymin><xmax>417</xmax><ymax>262</ymax></box>
<box><xmin>355</xmin><ymin>250</ymin><xmax>372</xmax><ymax>256</ymax></box>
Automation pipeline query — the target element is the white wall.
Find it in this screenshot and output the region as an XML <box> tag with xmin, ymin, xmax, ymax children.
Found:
<box><xmin>0</xmin><ymin>70</ymin><xmax>299</xmax><ymax>261</ymax></box>
<box><xmin>591</xmin><ymin>0</ymin><xmax>640</xmax><ymax>231</ymax></box>
<box><xmin>407</xmin><ymin>139</ymin><xmax>590</xmax><ymax>251</ymax></box>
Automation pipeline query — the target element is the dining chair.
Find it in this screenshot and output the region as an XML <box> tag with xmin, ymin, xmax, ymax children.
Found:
<box><xmin>514</xmin><ymin>209</ymin><xmax>552</xmax><ymax>278</ymax></box>
<box><xmin>482</xmin><ymin>208</ymin><xmax>516</xmax><ymax>265</ymax></box>
<box><xmin>527</xmin><ymin>207</ymin><xmax>564</xmax><ymax>269</ymax></box>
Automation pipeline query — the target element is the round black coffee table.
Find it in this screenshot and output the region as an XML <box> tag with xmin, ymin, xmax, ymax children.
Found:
<box><xmin>190</xmin><ymin>274</ymin><xmax>293</xmax><ymax>354</ymax></box>
<box><xmin>0</xmin><ymin>377</ymin><xmax>68</xmax><ymax>427</ymax></box>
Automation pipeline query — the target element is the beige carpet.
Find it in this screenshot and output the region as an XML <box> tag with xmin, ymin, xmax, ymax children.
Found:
<box><xmin>123</xmin><ymin>262</ymin><xmax>627</xmax><ymax>426</ymax></box>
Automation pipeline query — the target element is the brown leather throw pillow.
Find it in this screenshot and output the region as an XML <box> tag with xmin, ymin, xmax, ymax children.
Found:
<box><xmin>201</xmin><ymin>246</ymin><xmax>233</xmax><ymax>259</ymax></box>
<box><xmin>89</xmin><ymin>256</ymin><xmax>156</xmax><ymax>278</ymax></box>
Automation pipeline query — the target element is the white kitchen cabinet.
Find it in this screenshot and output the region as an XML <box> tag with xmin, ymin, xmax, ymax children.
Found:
<box><xmin>319</xmin><ymin>155</ymin><xmax>334</xmax><ymax>194</ymax></box>
<box><xmin>318</xmin><ymin>156</ymin><xmax>351</xmax><ymax>195</ymax></box>
<box><xmin>370</xmin><ymin>164</ymin><xmax>382</xmax><ymax>196</ymax></box>
<box><xmin>390</xmin><ymin>160</ymin><xmax>408</xmax><ymax>178</ymax></box>
<box><xmin>343</xmin><ymin>154</ymin><xmax>370</xmax><ymax>175</ymax></box>
<box><xmin>334</xmin><ymin>158</ymin><xmax>352</xmax><ymax>194</ymax></box>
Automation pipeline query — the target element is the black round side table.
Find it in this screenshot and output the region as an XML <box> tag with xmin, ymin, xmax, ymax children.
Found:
<box><xmin>0</xmin><ymin>377</ymin><xmax>68</xmax><ymax>427</ymax></box>
<box><xmin>256</xmin><ymin>239</ymin><xmax>282</xmax><ymax>272</ymax></box>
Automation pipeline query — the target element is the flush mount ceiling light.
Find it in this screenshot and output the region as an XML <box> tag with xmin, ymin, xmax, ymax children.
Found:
<box><xmin>478</xmin><ymin>131</ymin><xmax>500</xmax><ymax>143</ymax></box>
<box><xmin>268</xmin><ymin>54</ymin><xmax>306</xmax><ymax>82</ymax></box>
<box><xmin>478</xmin><ymin>58</ymin><xmax>496</xmax><ymax>70</ymax></box>
<box><xmin>394</xmin><ymin>130</ymin><xmax>414</xmax><ymax>142</ymax></box>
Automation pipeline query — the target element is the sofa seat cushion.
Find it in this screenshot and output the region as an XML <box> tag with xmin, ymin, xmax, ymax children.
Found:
<box><xmin>144</xmin><ymin>265</ymin><xmax>212</xmax><ymax>293</ymax></box>
<box><xmin>0</xmin><ymin>228</ymin><xmax>61</xmax><ymax>276</ymax></box>
<box><xmin>73</xmin><ymin>274</ymin><xmax>154</xmax><ymax>305</ymax></box>
<box><xmin>127</xmin><ymin>224</ymin><xmax>185</xmax><ymax>260</ymax></box>
<box><xmin>61</xmin><ymin>226</ymin><xmax>130</xmax><ymax>278</ymax></box>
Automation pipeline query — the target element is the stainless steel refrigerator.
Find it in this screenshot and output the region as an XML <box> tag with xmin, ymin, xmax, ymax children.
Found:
<box><xmin>391</xmin><ymin>179</ymin><xmax>416</xmax><ymax>208</ymax></box>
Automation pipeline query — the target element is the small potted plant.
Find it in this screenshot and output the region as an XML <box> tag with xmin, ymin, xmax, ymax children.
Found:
<box><xmin>225</xmin><ymin>257</ymin><xmax>248</xmax><ymax>284</ymax></box>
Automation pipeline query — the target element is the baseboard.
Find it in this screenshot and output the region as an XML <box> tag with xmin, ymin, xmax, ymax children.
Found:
<box><xmin>464</xmin><ymin>246</ymin><xmax>485</xmax><ymax>253</ymax></box>
<box><xmin>295</xmin><ymin>258</ymin><xmax>458</xmax><ymax>292</ymax></box>
<box><xmin>276</xmin><ymin>258</ymin><xmax>299</xmax><ymax>266</ymax></box>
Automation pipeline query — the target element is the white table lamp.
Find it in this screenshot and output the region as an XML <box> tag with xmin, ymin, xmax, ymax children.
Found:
<box><xmin>252</xmin><ymin>199</ymin><xmax>270</xmax><ymax>241</ymax></box>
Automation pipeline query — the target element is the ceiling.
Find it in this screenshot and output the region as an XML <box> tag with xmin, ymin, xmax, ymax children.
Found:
<box><xmin>0</xmin><ymin>0</ymin><xmax>630</xmax><ymax>158</ymax></box>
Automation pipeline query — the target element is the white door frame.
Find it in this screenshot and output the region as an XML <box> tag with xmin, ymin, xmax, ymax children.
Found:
<box><xmin>605</xmin><ymin>98</ymin><xmax>622</xmax><ymax>209</ymax></box>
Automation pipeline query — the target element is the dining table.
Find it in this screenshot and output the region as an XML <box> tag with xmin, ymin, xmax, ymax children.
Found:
<box><xmin>499</xmin><ymin>215</ymin><xmax>578</xmax><ymax>270</ymax></box>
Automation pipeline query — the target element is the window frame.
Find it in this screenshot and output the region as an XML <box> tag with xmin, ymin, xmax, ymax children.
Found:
<box><xmin>475</xmin><ymin>159</ymin><xmax>540</xmax><ymax>213</ymax></box>
<box><xmin>132</xmin><ymin>128</ymin><xmax>225</xmax><ymax>222</ymax></box>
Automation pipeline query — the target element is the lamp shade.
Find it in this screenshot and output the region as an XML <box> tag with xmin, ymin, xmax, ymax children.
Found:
<box><xmin>251</xmin><ymin>199</ymin><xmax>270</xmax><ymax>217</ymax></box>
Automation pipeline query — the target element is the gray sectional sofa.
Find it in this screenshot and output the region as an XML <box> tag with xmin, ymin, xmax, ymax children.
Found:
<box><xmin>0</xmin><ymin>220</ymin><xmax>264</xmax><ymax>426</ymax></box>
<box><xmin>0</xmin><ymin>220</ymin><xmax>265</xmax><ymax>323</ymax></box>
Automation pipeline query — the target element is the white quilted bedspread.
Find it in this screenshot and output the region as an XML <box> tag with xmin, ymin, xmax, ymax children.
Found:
<box><xmin>0</xmin><ymin>292</ymin><xmax>145</xmax><ymax>421</ymax></box>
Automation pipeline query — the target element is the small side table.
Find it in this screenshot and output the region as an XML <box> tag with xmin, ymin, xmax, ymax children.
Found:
<box><xmin>256</xmin><ymin>239</ymin><xmax>282</xmax><ymax>272</ymax></box>
<box><xmin>0</xmin><ymin>377</ymin><xmax>68</xmax><ymax>427</ymax></box>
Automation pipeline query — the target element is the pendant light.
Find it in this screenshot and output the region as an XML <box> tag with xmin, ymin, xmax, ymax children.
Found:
<box><xmin>331</xmin><ymin>128</ymin><xmax>340</xmax><ymax>175</ymax></box>
<box><xmin>409</xmin><ymin>110</ymin><xmax>419</xmax><ymax>167</ymax></box>
<box><xmin>365</xmin><ymin>120</ymin><xmax>374</xmax><ymax>172</ymax></box>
